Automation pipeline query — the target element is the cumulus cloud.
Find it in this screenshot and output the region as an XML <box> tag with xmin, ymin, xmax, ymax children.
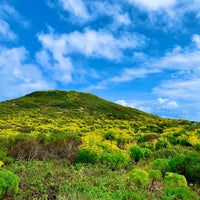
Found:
<box><xmin>37</xmin><ymin>28</ymin><xmax>144</xmax><ymax>65</ymax></box>
<box><xmin>0</xmin><ymin>19</ymin><xmax>17</xmax><ymax>41</ymax></box>
<box><xmin>67</xmin><ymin>29</ymin><xmax>142</xmax><ymax>59</ymax></box>
<box><xmin>157</xmin><ymin>98</ymin><xmax>178</xmax><ymax>109</ymax></box>
<box><xmin>59</xmin><ymin>0</ymin><xmax>89</xmax><ymax>19</ymax></box>
<box><xmin>36</xmin><ymin>32</ymin><xmax>73</xmax><ymax>83</ymax></box>
<box><xmin>128</xmin><ymin>0</ymin><xmax>176</xmax><ymax>11</ymax></box>
<box><xmin>0</xmin><ymin>47</ymin><xmax>52</xmax><ymax>100</ymax></box>
<box><xmin>115</xmin><ymin>100</ymin><xmax>128</xmax><ymax>107</ymax></box>
<box><xmin>192</xmin><ymin>34</ymin><xmax>200</xmax><ymax>49</ymax></box>
<box><xmin>116</xmin><ymin>99</ymin><xmax>153</xmax><ymax>113</ymax></box>
<box><xmin>90</xmin><ymin>1</ymin><xmax>131</xmax><ymax>27</ymax></box>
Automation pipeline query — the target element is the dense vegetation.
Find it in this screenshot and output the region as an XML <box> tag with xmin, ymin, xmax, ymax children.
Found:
<box><xmin>0</xmin><ymin>90</ymin><xmax>200</xmax><ymax>199</ymax></box>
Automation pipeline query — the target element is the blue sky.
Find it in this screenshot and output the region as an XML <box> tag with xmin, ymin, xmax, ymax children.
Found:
<box><xmin>1</xmin><ymin>0</ymin><xmax>200</xmax><ymax>121</ymax></box>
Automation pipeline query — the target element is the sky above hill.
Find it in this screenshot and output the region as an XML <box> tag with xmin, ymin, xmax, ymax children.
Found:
<box><xmin>1</xmin><ymin>0</ymin><xmax>200</xmax><ymax>121</ymax></box>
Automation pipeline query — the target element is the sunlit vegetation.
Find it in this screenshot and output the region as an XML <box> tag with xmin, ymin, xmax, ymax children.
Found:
<box><xmin>0</xmin><ymin>90</ymin><xmax>200</xmax><ymax>199</ymax></box>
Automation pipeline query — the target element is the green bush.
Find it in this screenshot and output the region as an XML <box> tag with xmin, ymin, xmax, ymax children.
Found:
<box><xmin>130</xmin><ymin>146</ymin><xmax>144</xmax><ymax>162</ymax></box>
<box><xmin>164</xmin><ymin>187</ymin><xmax>199</xmax><ymax>200</ymax></box>
<box><xmin>0</xmin><ymin>169</ymin><xmax>20</xmax><ymax>199</ymax></box>
<box><xmin>129</xmin><ymin>169</ymin><xmax>149</xmax><ymax>187</ymax></box>
<box><xmin>130</xmin><ymin>146</ymin><xmax>152</xmax><ymax>162</ymax></box>
<box><xmin>149</xmin><ymin>169</ymin><xmax>162</xmax><ymax>181</ymax></box>
<box><xmin>155</xmin><ymin>140</ymin><xmax>168</xmax><ymax>150</ymax></box>
<box><xmin>100</xmin><ymin>151</ymin><xmax>129</xmax><ymax>169</ymax></box>
<box><xmin>164</xmin><ymin>172</ymin><xmax>187</xmax><ymax>188</ymax></box>
<box><xmin>76</xmin><ymin>148</ymin><xmax>98</xmax><ymax>164</ymax></box>
<box><xmin>152</xmin><ymin>158</ymin><xmax>170</xmax><ymax>176</ymax></box>
<box><xmin>0</xmin><ymin>151</ymin><xmax>13</xmax><ymax>165</ymax></box>
<box><xmin>104</xmin><ymin>131</ymin><xmax>115</xmax><ymax>141</ymax></box>
<box><xmin>168</xmin><ymin>152</ymin><xmax>200</xmax><ymax>183</ymax></box>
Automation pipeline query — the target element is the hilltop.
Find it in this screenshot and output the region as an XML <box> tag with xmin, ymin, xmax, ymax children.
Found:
<box><xmin>0</xmin><ymin>90</ymin><xmax>200</xmax><ymax>199</ymax></box>
<box><xmin>0</xmin><ymin>90</ymin><xmax>154</xmax><ymax>120</ymax></box>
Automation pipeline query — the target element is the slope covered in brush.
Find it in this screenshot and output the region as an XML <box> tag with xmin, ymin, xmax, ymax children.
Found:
<box><xmin>1</xmin><ymin>90</ymin><xmax>200</xmax><ymax>199</ymax></box>
<box><xmin>0</xmin><ymin>90</ymin><xmax>156</xmax><ymax>120</ymax></box>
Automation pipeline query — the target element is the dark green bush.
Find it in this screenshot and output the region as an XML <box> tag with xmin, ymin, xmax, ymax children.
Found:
<box><xmin>0</xmin><ymin>169</ymin><xmax>20</xmax><ymax>199</ymax></box>
<box><xmin>130</xmin><ymin>146</ymin><xmax>151</xmax><ymax>162</ymax></box>
<box><xmin>152</xmin><ymin>158</ymin><xmax>170</xmax><ymax>176</ymax></box>
<box><xmin>103</xmin><ymin>131</ymin><xmax>115</xmax><ymax>141</ymax></box>
<box><xmin>155</xmin><ymin>140</ymin><xmax>168</xmax><ymax>150</ymax></box>
<box><xmin>168</xmin><ymin>152</ymin><xmax>200</xmax><ymax>183</ymax></box>
<box><xmin>76</xmin><ymin>148</ymin><xmax>98</xmax><ymax>164</ymax></box>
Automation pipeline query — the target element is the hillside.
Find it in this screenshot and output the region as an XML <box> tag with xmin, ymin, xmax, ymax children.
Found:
<box><xmin>0</xmin><ymin>90</ymin><xmax>200</xmax><ymax>199</ymax></box>
<box><xmin>0</xmin><ymin>90</ymin><xmax>156</xmax><ymax>119</ymax></box>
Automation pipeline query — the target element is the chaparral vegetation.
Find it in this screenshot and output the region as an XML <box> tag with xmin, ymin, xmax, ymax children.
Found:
<box><xmin>0</xmin><ymin>90</ymin><xmax>200</xmax><ymax>199</ymax></box>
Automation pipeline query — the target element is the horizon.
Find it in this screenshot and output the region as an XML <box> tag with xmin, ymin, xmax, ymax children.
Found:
<box><xmin>1</xmin><ymin>0</ymin><xmax>200</xmax><ymax>121</ymax></box>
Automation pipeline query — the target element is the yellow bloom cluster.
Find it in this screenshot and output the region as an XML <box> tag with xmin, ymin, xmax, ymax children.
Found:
<box><xmin>188</xmin><ymin>136</ymin><xmax>200</xmax><ymax>145</ymax></box>
<box><xmin>0</xmin><ymin>161</ymin><xmax>4</xmax><ymax>167</ymax></box>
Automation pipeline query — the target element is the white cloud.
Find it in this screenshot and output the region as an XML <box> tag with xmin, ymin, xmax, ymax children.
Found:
<box><xmin>36</xmin><ymin>32</ymin><xmax>73</xmax><ymax>83</ymax></box>
<box><xmin>110</xmin><ymin>68</ymin><xmax>160</xmax><ymax>83</ymax></box>
<box><xmin>128</xmin><ymin>0</ymin><xmax>176</xmax><ymax>11</ymax></box>
<box><xmin>154</xmin><ymin>78</ymin><xmax>200</xmax><ymax>100</ymax></box>
<box><xmin>192</xmin><ymin>34</ymin><xmax>200</xmax><ymax>49</ymax></box>
<box><xmin>90</xmin><ymin>2</ymin><xmax>131</xmax><ymax>27</ymax></box>
<box><xmin>0</xmin><ymin>19</ymin><xmax>17</xmax><ymax>41</ymax></box>
<box><xmin>0</xmin><ymin>47</ymin><xmax>52</xmax><ymax>100</ymax></box>
<box><xmin>67</xmin><ymin>29</ymin><xmax>141</xmax><ymax>59</ymax></box>
<box><xmin>37</xmin><ymin>29</ymin><xmax>144</xmax><ymax>64</ymax></box>
<box><xmin>157</xmin><ymin>98</ymin><xmax>178</xmax><ymax>109</ymax></box>
<box><xmin>115</xmin><ymin>100</ymin><xmax>128</xmax><ymax>107</ymax></box>
<box><xmin>59</xmin><ymin>0</ymin><xmax>89</xmax><ymax>19</ymax></box>
<box><xmin>0</xmin><ymin>4</ymin><xmax>29</xmax><ymax>28</ymax></box>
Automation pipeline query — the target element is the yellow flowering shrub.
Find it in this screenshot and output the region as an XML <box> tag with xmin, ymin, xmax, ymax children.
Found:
<box><xmin>0</xmin><ymin>161</ymin><xmax>4</xmax><ymax>167</ymax></box>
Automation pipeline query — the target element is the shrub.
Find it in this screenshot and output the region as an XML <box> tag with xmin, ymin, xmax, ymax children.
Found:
<box><xmin>0</xmin><ymin>169</ymin><xmax>20</xmax><ymax>199</ymax></box>
<box><xmin>164</xmin><ymin>187</ymin><xmax>199</xmax><ymax>200</ymax></box>
<box><xmin>76</xmin><ymin>148</ymin><xmax>98</xmax><ymax>164</ymax></box>
<box><xmin>168</xmin><ymin>152</ymin><xmax>200</xmax><ymax>183</ymax></box>
<box><xmin>130</xmin><ymin>146</ymin><xmax>144</xmax><ymax>162</ymax></box>
<box><xmin>100</xmin><ymin>151</ymin><xmax>129</xmax><ymax>169</ymax></box>
<box><xmin>0</xmin><ymin>151</ymin><xmax>13</xmax><ymax>165</ymax></box>
<box><xmin>103</xmin><ymin>131</ymin><xmax>115</xmax><ymax>141</ymax></box>
<box><xmin>155</xmin><ymin>140</ymin><xmax>168</xmax><ymax>150</ymax></box>
<box><xmin>152</xmin><ymin>158</ymin><xmax>170</xmax><ymax>176</ymax></box>
<box><xmin>129</xmin><ymin>169</ymin><xmax>149</xmax><ymax>187</ymax></box>
<box><xmin>149</xmin><ymin>169</ymin><xmax>162</xmax><ymax>181</ymax></box>
<box><xmin>130</xmin><ymin>146</ymin><xmax>152</xmax><ymax>162</ymax></box>
<box><xmin>164</xmin><ymin>172</ymin><xmax>187</xmax><ymax>188</ymax></box>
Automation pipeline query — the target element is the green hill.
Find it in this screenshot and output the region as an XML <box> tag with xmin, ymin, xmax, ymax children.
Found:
<box><xmin>0</xmin><ymin>90</ymin><xmax>200</xmax><ymax>200</ymax></box>
<box><xmin>0</xmin><ymin>90</ymin><xmax>155</xmax><ymax>120</ymax></box>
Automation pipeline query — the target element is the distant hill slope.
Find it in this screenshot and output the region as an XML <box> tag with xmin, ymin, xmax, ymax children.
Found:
<box><xmin>0</xmin><ymin>90</ymin><xmax>158</xmax><ymax>120</ymax></box>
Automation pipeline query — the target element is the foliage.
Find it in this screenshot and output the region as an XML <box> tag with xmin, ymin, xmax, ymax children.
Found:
<box><xmin>129</xmin><ymin>169</ymin><xmax>150</xmax><ymax>187</ymax></box>
<box><xmin>100</xmin><ymin>151</ymin><xmax>129</xmax><ymax>169</ymax></box>
<box><xmin>155</xmin><ymin>140</ymin><xmax>168</xmax><ymax>150</ymax></box>
<box><xmin>130</xmin><ymin>146</ymin><xmax>151</xmax><ymax>162</ymax></box>
<box><xmin>164</xmin><ymin>187</ymin><xmax>199</xmax><ymax>200</ymax></box>
<box><xmin>76</xmin><ymin>147</ymin><xmax>99</xmax><ymax>164</ymax></box>
<box><xmin>0</xmin><ymin>169</ymin><xmax>20</xmax><ymax>199</ymax></box>
<box><xmin>168</xmin><ymin>152</ymin><xmax>200</xmax><ymax>183</ymax></box>
<box><xmin>164</xmin><ymin>172</ymin><xmax>187</xmax><ymax>188</ymax></box>
<box><xmin>152</xmin><ymin>158</ymin><xmax>170</xmax><ymax>176</ymax></box>
<box><xmin>149</xmin><ymin>169</ymin><xmax>162</xmax><ymax>181</ymax></box>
